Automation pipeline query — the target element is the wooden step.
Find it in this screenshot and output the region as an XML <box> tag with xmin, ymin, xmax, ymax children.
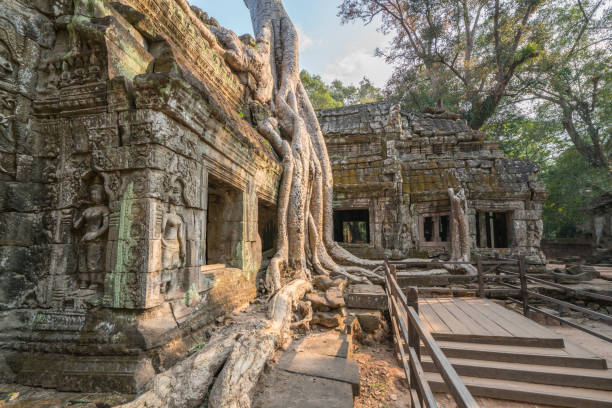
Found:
<box><xmin>419</xmin><ymin>340</ymin><xmax>608</xmax><ymax>369</ymax></box>
<box><xmin>429</xmin><ymin>332</ymin><xmax>565</xmax><ymax>347</ymax></box>
<box><xmin>426</xmin><ymin>372</ymin><xmax>612</xmax><ymax>408</ymax></box>
<box><xmin>418</xmin><ymin>297</ymin><xmax>565</xmax><ymax>348</ymax></box>
<box><xmin>422</xmin><ymin>355</ymin><xmax>612</xmax><ymax>390</ymax></box>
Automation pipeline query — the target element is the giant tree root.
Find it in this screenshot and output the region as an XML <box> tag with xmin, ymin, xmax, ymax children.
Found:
<box><xmin>118</xmin><ymin>279</ymin><xmax>312</xmax><ymax>408</ymax></box>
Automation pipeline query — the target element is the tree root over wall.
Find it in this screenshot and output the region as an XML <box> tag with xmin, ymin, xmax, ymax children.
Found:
<box><xmin>118</xmin><ymin>280</ymin><xmax>312</xmax><ymax>408</ymax></box>
<box><xmin>121</xmin><ymin>0</ymin><xmax>387</xmax><ymax>406</ymax></box>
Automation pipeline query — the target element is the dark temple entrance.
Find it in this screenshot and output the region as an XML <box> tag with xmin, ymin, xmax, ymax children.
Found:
<box><xmin>333</xmin><ymin>209</ymin><xmax>370</xmax><ymax>244</ymax></box>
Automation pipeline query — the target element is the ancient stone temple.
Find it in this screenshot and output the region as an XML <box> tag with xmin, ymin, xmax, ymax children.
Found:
<box><xmin>319</xmin><ymin>102</ymin><xmax>548</xmax><ymax>265</ymax></box>
<box><xmin>0</xmin><ymin>0</ymin><xmax>281</xmax><ymax>392</ymax></box>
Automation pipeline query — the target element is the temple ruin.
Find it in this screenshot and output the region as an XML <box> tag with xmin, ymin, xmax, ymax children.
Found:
<box><xmin>319</xmin><ymin>103</ymin><xmax>548</xmax><ymax>267</ymax></box>
<box><xmin>0</xmin><ymin>0</ymin><xmax>563</xmax><ymax>403</ymax></box>
<box><xmin>0</xmin><ymin>0</ymin><xmax>282</xmax><ymax>392</ymax></box>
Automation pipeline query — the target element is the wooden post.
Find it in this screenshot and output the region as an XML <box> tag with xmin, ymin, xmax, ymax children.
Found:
<box><xmin>476</xmin><ymin>255</ymin><xmax>484</xmax><ymax>298</ymax></box>
<box><xmin>519</xmin><ymin>256</ymin><xmax>529</xmax><ymax>317</ymax></box>
<box><xmin>390</xmin><ymin>264</ymin><xmax>397</xmax><ymax>281</ymax></box>
<box><xmin>406</xmin><ymin>286</ymin><xmax>419</xmax><ymax>393</ymax></box>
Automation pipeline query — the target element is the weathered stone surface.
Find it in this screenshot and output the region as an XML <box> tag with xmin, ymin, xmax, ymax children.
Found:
<box><xmin>277</xmin><ymin>352</ymin><xmax>360</xmax><ymax>396</ymax></box>
<box><xmin>0</xmin><ymin>0</ymin><xmax>281</xmax><ymax>393</ymax></box>
<box><xmin>345</xmin><ymin>284</ymin><xmax>387</xmax><ymax>310</ymax></box>
<box><xmin>349</xmin><ymin>308</ymin><xmax>383</xmax><ymax>333</ymax></box>
<box><xmin>306</xmin><ymin>292</ymin><xmax>331</xmax><ymax>312</ymax></box>
<box><xmin>312</xmin><ymin>309</ymin><xmax>346</xmax><ymax>328</ymax></box>
<box><xmin>319</xmin><ymin>102</ymin><xmax>547</xmax><ymax>264</ymax></box>
<box><xmin>252</xmin><ymin>366</ymin><xmax>354</xmax><ymax>408</ymax></box>
<box><xmin>324</xmin><ymin>287</ymin><xmax>345</xmax><ymax>309</ymax></box>
<box><xmin>313</xmin><ymin>275</ymin><xmax>347</xmax><ymax>291</ymax></box>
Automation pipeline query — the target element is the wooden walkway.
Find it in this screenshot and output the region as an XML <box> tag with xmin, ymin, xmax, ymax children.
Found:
<box><xmin>413</xmin><ymin>297</ymin><xmax>612</xmax><ymax>407</ymax></box>
<box><xmin>418</xmin><ymin>297</ymin><xmax>565</xmax><ymax>347</ymax></box>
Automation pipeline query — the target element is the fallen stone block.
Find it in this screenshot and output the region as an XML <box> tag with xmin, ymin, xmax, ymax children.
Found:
<box><xmin>349</xmin><ymin>308</ymin><xmax>383</xmax><ymax>333</ymax></box>
<box><xmin>345</xmin><ymin>284</ymin><xmax>387</xmax><ymax>310</ymax></box>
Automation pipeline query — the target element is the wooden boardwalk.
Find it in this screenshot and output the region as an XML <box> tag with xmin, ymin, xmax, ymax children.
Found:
<box><xmin>412</xmin><ymin>297</ymin><xmax>612</xmax><ymax>407</ymax></box>
<box><xmin>418</xmin><ymin>297</ymin><xmax>565</xmax><ymax>347</ymax></box>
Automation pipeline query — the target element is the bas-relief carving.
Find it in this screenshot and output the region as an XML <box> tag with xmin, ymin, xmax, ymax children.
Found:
<box><xmin>0</xmin><ymin>35</ymin><xmax>18</xmax><ymax>176</ymax></box>
<box><xmin>0</xmin><ymin>39</ymin><xmax>15</xmax><ymax>82</ymax></box>
<box><xmin>160</xmin><ymin>178</ymin><xmax>186</xmax><ymax>293</ymax></box>
<box><xmin>399</xmin><ymin>223</ymin><xmax>411</xmax><ymax>256</ymax></box>
<box><xmin>382</xmin><ymin>220</ymin><xmax>393</xmax><ymax>250</ymax></box>
<box><xmin>73</xmin><ymin>174</ymin><xmax>110</xmax><ymax>291</ymax></box>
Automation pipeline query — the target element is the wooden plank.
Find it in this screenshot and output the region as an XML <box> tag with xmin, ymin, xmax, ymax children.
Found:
<box><xmin>435</xmin><ymin>298</ymin><xmax>491</xmax><ymax>337</ymax></box>
<box><xmin>472</xmin><ymin>298</ymin><xmax>550</xmax><ymax>338</ymax></box>
<box><xmin>425</xmin><ymin>373</ymin><xmax>612</xmax><ymax>408</ymax></box>
<box><xmin>416</xmin><ymin>307</ymin><xmax>436</xmax><ymax>335</ymax></box>
<box><xmin>407</xmin><ymin>346</ymin><xmax>438</xmax><ymax>408</ymax></box>
<box><xmin>427</xmin><ymin>298</ymin><xmax>471</xmax><ymax>335</ymax></box>
<box><xmin>419</xmin><ymin>301</ymin><xmax>451</xmax><ymax>334</ymax></box>
<box><xmin>418</xmin><ymin>340</ymin><xmax>608</xmax><ymax>370</ymax></box>
<box><xmin>451</xmin><ymin>298</ymin><xmax>511</xmax><ymax>337</ymax></box>
<box><xmin>452</xmin><ymin>298</ymin><xmax>514</xmax><ymax>338</ymax></box>
<box><xmin>473</xmin><ymin>298</ymin><xmax>564</xmax><ymax>346</ymax></box>
<box><xmin>480</xmin><ymin>298</ymin><xmax>561</xmax><ymax>339</ymax></box>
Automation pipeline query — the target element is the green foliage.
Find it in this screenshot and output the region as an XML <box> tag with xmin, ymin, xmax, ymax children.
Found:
<box><xmin>188</xmin><ymin>341</ymin><xmax>207</xmax><ymax>355</ymax></box>
<box><xmin>339</xmin><ymin>0</ymin><xmax>548</xmax><ymax>129</ymax></box>
<box><xmin>540</xmin><ymin>149</ymin><xmax>611</xmax><ymax>238</ymax></box>
<box><xmin>518</xmin><ymin>0</ymin><xmax>612</xmax><ymax>168</ymax></box>
<box><xmin>300</xmin><ymin>70</ymin><xmax>343</xmax><ymax>110</ymax></box>
<box><xmin>486</xmin><ymin>107</ymin><xmax>610</xmax><ymax>238</ymax></box>
<box><xmin>484</xmin><ymin>108</ymin><xmax>568</xmax><ymax>167</ymax></box>
<box><xmin>300</xmin><ymin>70</ymin><xmax>383</xmax><ymax>110</ymax></box>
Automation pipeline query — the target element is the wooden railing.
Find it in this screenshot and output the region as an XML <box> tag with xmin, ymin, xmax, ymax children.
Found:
<box><xmin>384</xmin><ymin>260</ymin><xmax>479</xmax><ymax>408</ymax></box>
<box><xmin>474</xmin><ymin>255</ymin><xmax>612</xmax><ymax>343</ymax></box>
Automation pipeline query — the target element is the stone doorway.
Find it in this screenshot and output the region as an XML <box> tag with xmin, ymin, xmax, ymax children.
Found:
<box><xmin>333</xmin><ymin>209</ymin><xmax>370</xmax><ymax>244</ymax></box>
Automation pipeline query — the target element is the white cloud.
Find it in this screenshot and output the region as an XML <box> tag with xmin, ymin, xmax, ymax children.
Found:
<box><xmin>296</xmin><ymin>25</ymin><xmax>317</xmax><ymax>53</ymax></box>
<box><xmin>321</xmin><ymin>48</ymin><xmax>393</xmax><ymax>88</ymax></box>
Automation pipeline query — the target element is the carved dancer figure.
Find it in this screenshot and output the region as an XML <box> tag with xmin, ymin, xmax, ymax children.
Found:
<box><xmin>161</xmin><ymin>181</ymin><xmax>185</xmax><ymax>270</ymax></box>
<box><xmin>74</xmin><ymin>179</ymin><xmax>109</xmax><ymax>289</ymax></box>
<box><xmin>448</xmin><ymin>187</ymin><xmax>470</xmax><ymax>262</ymax></box>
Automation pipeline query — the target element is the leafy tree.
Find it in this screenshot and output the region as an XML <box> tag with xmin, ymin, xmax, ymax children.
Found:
<box><xmin>517</xmin><ymin>0</ymin><xmax>612</xmax><ymax>169</ymax></box>
<box><xmin>299</xmin><ymin>70</ymin><xmax>343</xmax><ymax>109</ymax></box>
<box><xmin>483</xmin><ymin>106</ymin><xmax>568</xmax><ymax>167</ymax></box>
<box><xmin>300</xmin><ymin>70</ymin><xmax>383</xmax><ymax>109</ymax></box>
<box><xmin>484</xmin><ymin>106</ymin><xmax>610</xmax><ymax>238</ymax></box>
<box><xmin>540</xmin><ymin>149</ymin><xmax>611</xmax><ymax>237</ymax></box>
<box><xmin>338</xmin><ymin>0</ymin><xmax>547</xmax><ymax>129</ymax></box>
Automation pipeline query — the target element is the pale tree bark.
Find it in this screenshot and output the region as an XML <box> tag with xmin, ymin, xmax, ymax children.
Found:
<box><xmin>215</xmin><ymin>0</ymin><xmax>383</xmax><ymax>292</ymax></box>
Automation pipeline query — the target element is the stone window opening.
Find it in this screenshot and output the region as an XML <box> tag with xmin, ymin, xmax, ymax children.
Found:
<box><xmin>333</xmin><ymin>209</ymin><xmax>370</xmax><ymax>244</ymax></box>
<box><xmin>419</xmin><ymin>213</ymin><xmax>450</xmax><ymax>246</ymax></box>
<box><xmin>206</xmin><ymin>176</ymin><xmax>244</xmax><ymax>267</ymax></box>
<box><xmin>476</xmin><ymin>211</ymin><xmax>512</xmax><ymax>248</ymax></box>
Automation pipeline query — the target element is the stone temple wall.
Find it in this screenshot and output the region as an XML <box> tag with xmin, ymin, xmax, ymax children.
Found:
<box><xmin>0</xmin><ymin>0</ymin><xmax>280</xmax><ymax>392</ymax></box>
<box><xmin>318</xmin><ymin>102</ymin><xmax>547</xmax><ymax>265</ymax></box>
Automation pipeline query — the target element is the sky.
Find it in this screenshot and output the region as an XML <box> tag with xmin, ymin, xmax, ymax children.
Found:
<box><xmin>190</xmin><ymin>0</ymin><xmax>395</xmax><ymax>88</ymax></box>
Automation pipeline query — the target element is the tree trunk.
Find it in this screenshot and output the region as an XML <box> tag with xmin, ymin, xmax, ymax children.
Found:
<box><xmin>239</xmin><ymin>0</ymin><xmax>382</xmax><ymax>291</ymax></box>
